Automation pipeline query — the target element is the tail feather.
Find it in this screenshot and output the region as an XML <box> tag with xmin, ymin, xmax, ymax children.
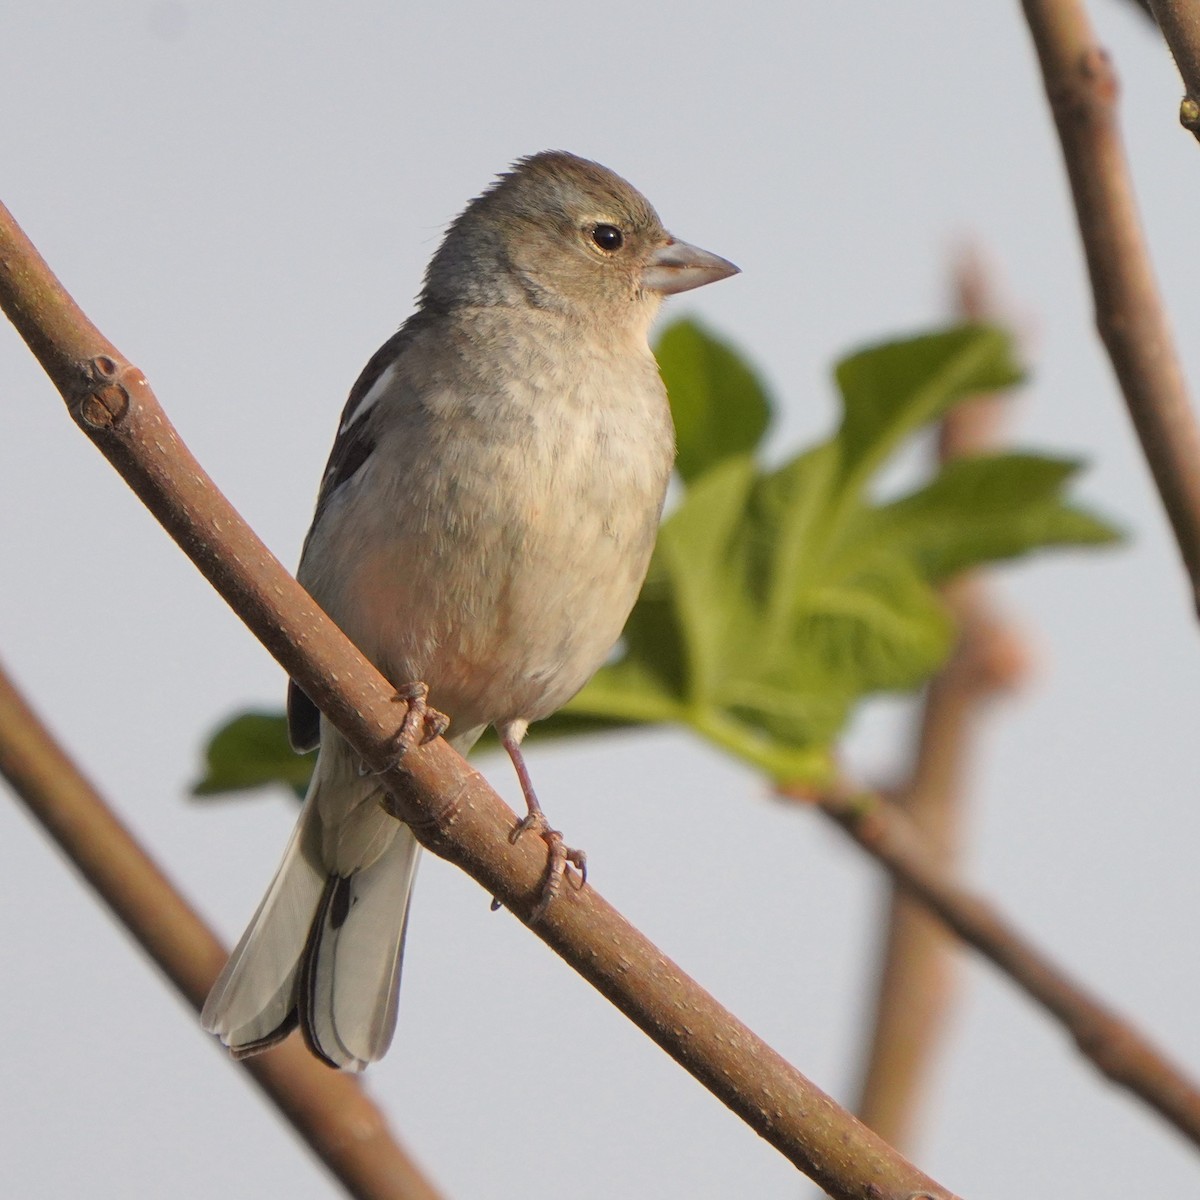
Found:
<box><xmin>201</xmin><ymin>738</ymin><xmax>420</xmax><ymax>1070</ymax></box>
<box><xmin>299</xmin><ymin>830</ymin><xmax>420</xmax><ymax>1071</ymax></box>
<box><xmin>201</xmin><ymin>809</ymin><xmax>326</xmax><ymax>1053</ymax></box>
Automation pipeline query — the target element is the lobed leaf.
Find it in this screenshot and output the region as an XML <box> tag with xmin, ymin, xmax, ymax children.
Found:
<box><xmin>658</xmin><ymin>319</ymin><xmax>772</xmax><ymax>483</ymax></box>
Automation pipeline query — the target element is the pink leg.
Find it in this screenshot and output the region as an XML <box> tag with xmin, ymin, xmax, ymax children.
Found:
<box><xmin>499</xmin><ymin>726</ymin><xmax>586</xmax><ymax>921</ymax></box>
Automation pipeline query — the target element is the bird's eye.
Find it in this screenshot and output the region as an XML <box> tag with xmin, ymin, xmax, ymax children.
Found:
<box><xmin>590</xmin><ymin>224</ymin><xmax>624</xmax><ymax>252</ymax></box>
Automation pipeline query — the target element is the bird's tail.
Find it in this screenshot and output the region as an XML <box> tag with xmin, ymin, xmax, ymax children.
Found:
<box><xmin>200</xmin><ymin>741</ymin><xmax>420</xmax><ymax>1071</ymax></box>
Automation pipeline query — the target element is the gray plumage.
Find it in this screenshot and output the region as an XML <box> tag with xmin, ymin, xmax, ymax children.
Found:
<box><xmin>202</xmin><ymin>151</ymin><xmax>737</xmax><ymax>1070</ymax></box>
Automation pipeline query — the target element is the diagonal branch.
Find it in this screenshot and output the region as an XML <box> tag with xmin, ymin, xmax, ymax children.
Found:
<box><xmin>0</xmin><ymin>201</ymin><xmax>956</xmax><ymax>1200</ymax></box>
<box><xmin>1145</xmin><ymin>0</ymin><xmax>1200</xmax><ymax>139</ymax></box>
<box><xmin>787</xmin><ymin>779</ymin><xmax>1200</xmax><ymax>1146</ymax></box>
<box><xmin>0</xmin><ymin>659</ymin><xmax>445</xmax><ymax>1200</ymax></box>
<box><xmin>1020</xmin><ymin>0</ymin><xmax>1200</xmax><ymax>615</ymax></box>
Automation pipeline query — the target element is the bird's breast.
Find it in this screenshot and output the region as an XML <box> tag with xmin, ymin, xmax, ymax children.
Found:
<box><xmin>306</xmin><ymin>336</ymin><xmax>674</xmax><ymax>733</ymax></box>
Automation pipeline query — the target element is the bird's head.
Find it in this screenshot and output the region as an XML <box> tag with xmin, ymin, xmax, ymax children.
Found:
<box><xmin>422</xmin><ymin>151</ymin><xmax>738</xmax><ymax>332</ymax></box>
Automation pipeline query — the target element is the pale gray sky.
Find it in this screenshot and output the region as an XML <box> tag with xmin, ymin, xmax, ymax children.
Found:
<box><xmin>3</xmin><ymin>2</ymin><xmax>1200</xmax><ymax>1197</ymax></box>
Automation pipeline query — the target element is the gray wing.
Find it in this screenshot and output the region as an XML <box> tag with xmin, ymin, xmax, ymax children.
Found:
<box><xmin>287</xmin><ymin>316</ymin><xmax>428</xmax><ymax>753</ymax></box>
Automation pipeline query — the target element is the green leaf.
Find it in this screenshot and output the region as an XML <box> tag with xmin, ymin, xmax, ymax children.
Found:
<box><xmin>192</xmin><ymin>711</ymin><xmax>313</xmax><ymax>799</ymax></box>
<box><xmin>833</xmin><ymin>325</ymin><xmax>1022</xmax><ymax>494</ymax></box>
<box><xmin>860</xmin><ymin>452</ymin><xmax>1123</xmax><ymax>580</ymax></box>
<box><xmin>653</xmin><ymin>456</ymin><xmax>761</xmax><ymax>703</ymax></box>
<box><xmin>656</xmin><ymin>319</ymin><xmax>772</xmax><ymax>483</ymax></box>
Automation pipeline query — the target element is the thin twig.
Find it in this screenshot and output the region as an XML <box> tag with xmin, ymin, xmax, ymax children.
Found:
<box><xmin>0</xmin><ymin>201</ymin><xmax>957</xmax><ymax>1200</ymax></box>
<box><xmin>1145</xmin><ymin>1</ymin><xmax>1200</xmax><ymax>138</ymax></box>
<box><xmin>1021</xmin><ymin>0</ymin><xmax>1200</xmax><ymax>615</ymax></box>
<box><xmin>0</xmin><ymin>659</ymin><xmax>444</xmax><ymax>1200</ymax></box>
<box><xmin>853</xmin><ymin>251</ymin><xmax>1030</xmax><ymax>1149</ymax></box>
<box><xmin>784</xmin><ymin>779</ymin><xmax>1200</xmax><ymax>1146</ymax></box>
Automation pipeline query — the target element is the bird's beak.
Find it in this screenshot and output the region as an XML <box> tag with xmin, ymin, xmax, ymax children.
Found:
<box><xmin>641</xmin><ymin>237</ymin><xmax>740</xmax><ymax>295</ymax></box>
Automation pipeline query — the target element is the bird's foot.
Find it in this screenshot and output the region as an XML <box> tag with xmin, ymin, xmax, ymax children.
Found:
<box><xmin>388</xmin><ymin>681</ymin><xmax>449</xmax><ymax>754</ymax></box>
<box><xmin>489</xmin><ymin>725</ymin><xmax>586</xmax><ymax>919</ymax></box>
<box><xmin>365</xmin><ymin>683</ymin><xmax>447</xmax><ymax>776</ymax></box>
<box><xmin>510</xmin><ymin>810</ymin><xmax>587</xmax><ymax>922</ymax></box>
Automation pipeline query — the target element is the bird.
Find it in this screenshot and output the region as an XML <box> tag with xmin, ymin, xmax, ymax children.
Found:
<box><xmin>201</xmin><ymin>150</ymin><xmax>739</xmax><ymax>1070</ymax></box>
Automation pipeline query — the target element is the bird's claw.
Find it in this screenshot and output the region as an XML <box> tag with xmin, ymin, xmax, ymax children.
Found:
<box><xmin>364</xmin><ymin>684</ymin><xmax>447</xmax><ymax>777</ymax></box>
<box><xmin>389</xmin><ymin>681</ymin><xmax>449</xmax><ymax>753</ymax></box>
<box><xmin>510</xmin><ymin>811</ymin><xmax>587</xmax><ymax>922</ymax></box>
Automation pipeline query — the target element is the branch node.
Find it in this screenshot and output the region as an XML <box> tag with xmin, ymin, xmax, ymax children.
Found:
<box><xmin>75</xmin><ymin>355</ymin><xmax>133</xmax><ymax>428</ymax></box>
<box><xmin>1049</xmin><ymin>45</ymin><xmax>1118</xmax><ymax>124</ymax></box>
<box><xmin>1080</xmin><ymin>46</ymin><xmax>1118</xmax><ymax>103</ymax></box>
<box><xmin>1181</xmin><ymin>96</ymin><xmax>1200</xmax><ymax>138</ymax></box>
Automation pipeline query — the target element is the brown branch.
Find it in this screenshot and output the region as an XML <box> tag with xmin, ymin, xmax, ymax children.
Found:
<box><xmin>0</xmin><ymin>204</ymin><xmax>958</xmax><ymax>1200</ymax></box>
<box><xmin>1020</xmin><ymin>0</ymin><xmax>1200</xmax><ymax>615</ymax></box>
<box><xmin>853</xmin><ymin>252</ymin><xmax>1030</xmax><ymax>1150</ymax></box>
<box><xmin>0</xmin><ymin>659</ymin><xmax>444</xmax><ymax>1200</ymax></box>
<box><xmin>786</xmin><ymin>780</ymin><xmax>1200</xmax><ymax>1146</ymax></box>
<box><xmin>1145</xmin><ymin>1</ymin><xmax>1200</xmax><ymax>138</ymax></box>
